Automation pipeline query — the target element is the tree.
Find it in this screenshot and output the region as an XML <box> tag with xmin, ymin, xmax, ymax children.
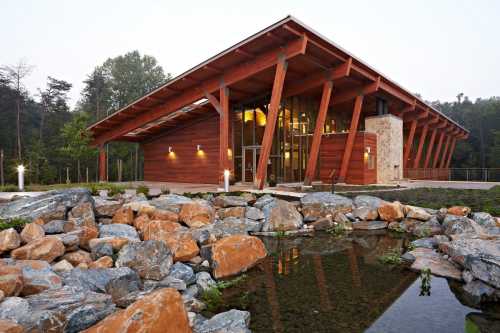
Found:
<box><xmin>38</xmin><ymin>77</ymin><xmax>72</xmax><ymax>140</ymax></box>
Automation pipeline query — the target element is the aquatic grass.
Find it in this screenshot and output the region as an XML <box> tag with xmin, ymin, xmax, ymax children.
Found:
<box><xmin>327</xmin><ymin>223</ymin><xmax>349</xmax><ymax>237</ymax></box>
<box><xmin>201</xmin><ymin>274</ymin><xmax>247</xmax><ymax>312</ymax></box>
<box><xmin>377</xmin><ymin>248</ymin><xmax>403</xmax><ymax>265</ymax></box>
<box><xmin>419</xmin><ymin>268</ymin><xmax>432</xmax><ymax>296</ymax></box>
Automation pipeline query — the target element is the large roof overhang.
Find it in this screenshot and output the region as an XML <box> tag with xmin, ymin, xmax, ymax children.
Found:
<box><xmin>88</xmin><ymin>15</ymin><xmax>469</xmax><ymax>145</ymax></box>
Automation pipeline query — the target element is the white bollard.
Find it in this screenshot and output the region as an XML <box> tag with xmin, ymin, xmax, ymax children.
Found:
<box><xmin>224</xmin><ymin>169</ymin><xmax>230</xmax><ymax>192</ymax></box>
<box><xmin>17</xmin><ymin>165</ymin><xmax>25</xmax><ymax>191</ymax></box>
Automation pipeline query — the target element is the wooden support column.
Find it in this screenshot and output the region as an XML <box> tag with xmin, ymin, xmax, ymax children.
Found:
<box><xmin>98</xmin><ymin>145</ymin><xmax>107</xmax><ymax>182</ymax></box>
<box><xmin>439</xmin><ymin>135</ymin><xmax>452</xmax><ymax>168</ymax></box>
<box><xmin>255</xmin><ymin>57</ymin><xmax>288</xmax><ymax>189</ymax></box>
<box><xmin>432</xmin><ymin>132</ymin><xmax>446</xmax><ymax>168</ymax></box>
<box><xmin>219</xmin><ymin>86</ymin><xmax>230</xmax><ymax>180</ymax></box>
<box><xmin>445</xmin><ymin>137</ymin><xmax>457</xmax><ymax>168</ymax></box>
<box><xmin>338</xmin><ymin>95</ymin><xmax>364</xmax><ymax>182</ymax></box>
<box><xmin>403</xmin><ymin>120</ymin><xmax>417</xmax><ymax>169</ymax></box>
<box><xmin>423</xmin><ymin>128</ymin><xmax>438</xmax><ymax>168</ymax></box>
<box><xmin>303</xmin><ymin>81</ymin><xmax>333</xmax><ymax>186</ymax></box>
<box><xmin>413</xmin><ymin>124</ymin><xmax>428</xmax><ymax>168</ymax></box>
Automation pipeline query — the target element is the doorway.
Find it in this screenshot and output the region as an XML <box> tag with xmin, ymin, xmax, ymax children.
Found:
<box><xmin>242</xmin><ymin>146</ymin><xmax>261</xmax><ymax>183</ymax></box>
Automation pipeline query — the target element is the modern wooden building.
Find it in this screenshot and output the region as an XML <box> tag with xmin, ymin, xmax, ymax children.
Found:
<box><xmin>88</xmin><ymin>16</ymin><xmax>468</xmax><ymax>189</ymax></box>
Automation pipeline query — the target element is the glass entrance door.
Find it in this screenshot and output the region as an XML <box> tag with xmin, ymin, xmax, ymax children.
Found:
<box><xmin>242</xmin><ymin>146</ymin><xmax>261</xmax><ymax>183</ymax></box>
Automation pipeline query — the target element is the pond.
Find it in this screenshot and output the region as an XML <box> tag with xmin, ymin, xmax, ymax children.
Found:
<box><xmin>211</xmin><ymin>231</ymin><xmax>499</xmax><ymax>332</ymax></box>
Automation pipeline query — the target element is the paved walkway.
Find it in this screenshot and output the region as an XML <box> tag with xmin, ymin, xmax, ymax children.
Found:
<box><xmin>399</xmin><ymin>180</ymin><xmax>499</xmax><ymax>190</ymax></box>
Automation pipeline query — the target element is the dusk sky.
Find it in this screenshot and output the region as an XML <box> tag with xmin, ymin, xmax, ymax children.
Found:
<box><xmin>2</xmin><ymin>0</ymin><xmax>499</xmax><ymax>107</ymax></box>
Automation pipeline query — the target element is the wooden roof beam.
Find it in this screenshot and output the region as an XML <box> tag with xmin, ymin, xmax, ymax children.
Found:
<box><xmin>330</xmin><ymin>76</ymin><xmax>380</xmax><ymax>105</ymax></box>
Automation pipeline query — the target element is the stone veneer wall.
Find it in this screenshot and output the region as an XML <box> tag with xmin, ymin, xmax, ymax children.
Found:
<box><xmin>365</xmin><ymin>114</ymin><xmax>403</xmax><ymax>183</ymax></box>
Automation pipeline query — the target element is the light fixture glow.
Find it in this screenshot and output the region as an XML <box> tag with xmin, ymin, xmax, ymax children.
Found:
<box><xmin>17</xmin><ymin>165</ymin><xmax>25</xmax><ymax>191</ymax></box>
<box><xmin>168</xmin><ymin>146</ymin><xmax>173</xmax><ymax>153</ymax></box>
<box><xmin>197</xmin><ymin>144</ymin><xmax>202</xmax><ymax>151</ymax></box>
<box><xmin>223</xmin><ymin>169</ymin><xmax>230</xmax><ymax>192</ymax></box>
<box><xmin>227</xmin><ymin>148</ymin><xmax>232</xmax><ymax>158</ymax></box>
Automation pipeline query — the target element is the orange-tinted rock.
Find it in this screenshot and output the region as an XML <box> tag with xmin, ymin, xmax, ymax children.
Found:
<box><xmin>77</xmin><ymin>263</ymin><xmax>89</xmax><ymax>269</ymax></box>
<box><xmin>77</xmin><ymin>226</ymin><xmax>99</xmax><ymax>248</ymax></box>
<box><xmin>138</xmin><ymin>204</ymin><xmax>156</xmax><ymax>217</ymax></box>
<box><xmin>89</xmin><ymin>237</ymin><xmax>130</xmax><ymax>252</ymax></box>
<box><xmin>33</xmin><ymin>218</ymin><xmax>45</xmax><ymax>225</ymax></box>
<box><xmin>179</xmin><ymin>201</ymin><xmax>215</xmax><ymax>228</ymax></box>
<box><xmin>378</xmin><ymin>201</ymin><xmax>404</xmax><ymax>222</ymax></box>
<box><xmin>211</xmin><ymin>235</ymin><xmax>267</xmax><ymax>279</ymax></box>
<box><xmin>143</xmin><ymin>220</ymin><xmax>183</xmax><ymax>240</ymax></box>
<box><xmin>447</xmin><ymin>206</ymin><xmax>471</xmax><ymax>216</ymax></box>
<box><xmin>0</xmin><ymin>265</ymin><xmax>23</xmax><ymax>296</ymax></box>
<box><xmin>0</xmin><ymin>319</ymin><xmax>24</xmax><ymax>333</ymax></box>
<box><xmin>112</xmin><ymin>206</ymin><xmax>134</xmax><ymax>225</ymax></box>
<box><xmin>62</xmin><ymin>250</ymin><xmax>93</xmax><ymax>266</ymax></box>
<box><xmin>11</xmin><ymin>236</ymin><xmax>65</xmax><ymax>263</ymax></box>
<box><xmin>133</xmin><ymin>214</ymin><xmax>150</xmax><ymax>233</ymax></box>
<box><xmin>83</xmin><ymin>288</ymin><xmax>191</xmax><ymax>333</ymax></box>
<box><xmin>89</xmin><ymin>256</ymin><xmax>114</xmax><ymax>269</ymax></box>
<box><xmin>151</xmin><ymin>209</ymin><xmax>179</xmax><ymax>222</ymax></box>
<box><xmin>0</xmin><ymin>228</ymin><xmax>21</xmax><ymax>253</ymax></box>
<box><xmin>218</xmin><ymin>207</ymin><xmax>246</xmax><ymax>219</ymax></box>
<box><xmin>163</xmin><ymin>233</ymin><xmax>199</xmax><ymax>262</ymax></box>
<box><xmin>20</xmin><ymin>223</ymin><xmax>45</xmax><ymax>244</ymax></box>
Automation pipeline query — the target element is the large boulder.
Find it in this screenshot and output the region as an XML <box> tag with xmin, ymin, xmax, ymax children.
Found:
<box><xmin>0</xmin><ymin>266</ymin><xmax>23</xmax><ymax>296</ymax></box>
<box><xmin>447</xmin><ymin>206</ymin><xmax>471</xmax><ymax>216</ymax></box>
<box><xmin>404</xmin><ymin>205</ymin><xmax>432</xmax><ymax>221</ymax></box>
<box><xmin>413</xmin><ymin>216</ymin><xmax>443</xmax><ymax>237</ymax></box>
<box><xmin>62</xmin><ymin>249</ymin><xmax>93</xmax><ymax>266</ymax></box>
<box><xmin>111</xmin><ymin>206</ymin><xmax>134</xmax><ymax>225</ymax></box>
<box><xmin>179</xmin><ymin>200</ymin><xmax>215</xmax><ymax>228</ymax></box>
<box><xmin>147</xmin><ymin>229</ymin><xmax>199</xmax><ymax>262</ymax></box>
<box><xmin>99</xmin><ymin>223</ymin><xmax>140</xmax><ymax>241</ymax></box>
<box><xmin>209</xmin><ymin>235</ymin><xmax>267</xmax><ymax>279</ymax></box>
<box><xmin>83</xmin><ymin>288</ymin><xmax>191</xmax><ymax>333</ymax></box>
<box><xmin>11</xmin><ymin>236</ymin><xmax>65</xmax><ymax>263</ymax></box>
<box><xmin>194</xmin><ymin>309</ymin><xmax>251</xmax><ymax>333</ymax></box>
<box><xmin>471</xmin><ymin>212</ymin><xmax>497</xmax><ymax>228</ymax></box>
<box><xmin>353</xmin><ymin>195</ymin><xmax>384</xmax><ymax>209</ymax></box>
<box><xmin>142</xmin><ymin>220</ymin><xmax>185</xmax><ymax>240</ymax></box>
<box><xmin>301</xmin><ymin>192</ymin><xmax>353</xmax><ymax>222</ymax></box>
<box><xmin>0</xmin><ymin>229</ymin><xmax>21</xmax><ymax>253</ymax></box>
<box><xmin>116</xmin><ymin>240</ymin><xmax>173</xmax><ymax>280</ymax></box>
<box><xmin>150</xmin><ymin>194</ymin><xmax>193</xmax><ymax>213</ymax></box>
<box><xmin>62</xmin><ymin>267</ymin><xmax>139</xmax><ymax>293</ymax></box>
<box><xmin>378</xmin><ymin>201</ymin><xmax>404</xmax><ymax>221</ymax></box>
<box><xmin>42</xmin><ymin>219</ymin><xmax>67</xmax><ymax>234</ymax></box>
<box><xmin>245</xmin><ymin>206</ymin><xmax>265</xmax><ymax>221</ymax></box>
<box><xmin>93</xmin><ymin>198</ymin><xmax>122</xmax><ymax>217</ymax></box>
<box><xmin>151</xmin><ymin>209</ymin><xmax>179</xmax><ymax>222</ymax></box>
<box><xmin>213</xmin><ymin>195</ymin><xmax>248</xmax><ymax>208</ymax></box>
<box><xmin>352</xmin><ymin>220</ymin><xmax>388</xmax><ymax>230</ymax></box>
<box><xmin>67</xmin><ymin>201</ymin><xmax>97</xmax><ymax>231</ymax></box>
<box><xmin>214</xmin><ymin>217</ymin><xmax>263</xmax><ymax>236</ymax></box>
<box><xmin>407</xmin><ymin>248</ymin><xmax>462</xmax><ymax>280</ymax></box>
<box><xmin>0</xmin><ymin>259</ymin><xmax>62</xmax><ymax>296</ymax></box>
<box><xmin>0</xmin><ymin>188</ymin><xmax>94</xmax><ymax>222</ymax></box>
<box><xmin>261</xmin><ymin>199</ymin><xmax>303</xmax><ymax>232</ymax></box>
<box><xmin>218</xmin><ymin>207</ymin><xmax>246</xmax><ymax>219</ymax></box>
<box><xmin>20</xmin><ymin>223</ymin><xmax>45</xmax><ymax>244</ymax></box>
<box><xmin>352</xmin><ymin>206</ymin><xmax>379</xmax><ymax>221</ymax></box>
<box><xmin>169</xmin><ymin>262</ymin><xmax>196</xmax><ymax>285</ymax></box>
<box><xmin>442</xmin><ymin>215</ymin><xmax>478</xmax><ymax>236</ymax></box>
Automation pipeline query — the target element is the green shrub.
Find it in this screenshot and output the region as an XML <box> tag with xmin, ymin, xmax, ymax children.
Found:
<box><xmin>378</xmin><ymin>248</ymin><xmax>403</xmax><ymax>265</ymax></box>
<box><xmin>0</xmin><ymin>184</ymin><xmax>21</xmax><ymax>192</ymax></box>
<box><xmin>0</xmin><ymin>217</ymin><xmax>30</xmax><ymax>231</ymax></box>
<box><xmin>200</xmin><ymin>274</ymin><xmax>247</xmax><ymax>312</ymax></box>
<box><xmin>136</xmin><ymin>185</ymin><xmax>149</xmax><ymax>196</ymax></box>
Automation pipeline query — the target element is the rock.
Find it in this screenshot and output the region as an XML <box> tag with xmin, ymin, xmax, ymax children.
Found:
<box><xmin>169</xmin><ymin>262</ymin><xmax>196</xmax><ymax>285</ymax></box>
<box><xmin>52</xmin><ymin>259</ymin><xmax>74</xmax><ymax>273</ymax></box>
<box><xmin>0</xmin><ymin>266</ymin><xmax>23</xmax><ymax>296</ymax></box>
<box><xmin>2</xmin><ymin>260</ymin><xmax>63</xmax><ymax>296</ymax></box>
<box><xmin>413</xmin><ymin>216</ymin><xmax>443</xmax><ymax>237</ymax></box>
<box><xmin>245</xmin><ymin>206</ymin><xmax>265</xmax><ymax>221</ymax></box>
<box><xmin>151</xmin><ymin>209</ymin><xmax>179</xmax><ymax>222</ymax></box>
<box><xmin>352</xmin><ymin>206</ymin><xmax>379</xmax><ymax>220</ymax></box>
<box><xmin>179</xmin><ymin>200</ymin><xmax>215</xmax><ymax>228</ymax></box>
<box><xmin>89</xmin><ymin>256</ymin><xmax>114</xmax><ymax>269</ymax></box>
<box><xmin>471</xmin><ymin>212</ymin><xmax>497</xmax><ymax>228</ymax></box>
<box><xmin>150</xmin><ymin>194</ymin><xmax>193</xmax><ymax>213</ymax></box>
<box><xmin>399</xmin><ymin>218</ymin><xmax>422</xmax><ymax>233</ymax></box>
<box><xmin>74</xmin><ymin>226</ymin><xmax>100</xmax><ymax>249</ymax></box>
<box><xmin>218</xmin><ymin>207</ymin><xmax>246</xmax><ymax>219</ymax></box>
<box><xmin>62</xmin><ymin>267</ymin><xmax>140</xmax><ymax>293</ymax></box>
<box><xmin>83</xmin><ymin>288</ymin><xmax>191</xmax><ymax>333</ymax></box>
<box><xmin>42</xmin><ymin>219</ymin><xmax>66</xmax><ymax>234</ymax></box>
<box><xmin>462</xmin><ymin>280</ymin><xmax>500</xmax><ymax>304</ymax></box>
<box><xmin>138</xmin><ymin>204</ymin><xmax>156</xmax><ymax>217</ymax></box>
<box><xmin>11</xmin><ymin>236</ymin><xmax>65</xmax><ymax>263</ymax></box>
<box><xmin>352</xmin><ymin>220</ymin><xmax>388</xmax><ymax>230</ymax></box>
<box><xmin>132</xmin><ymin>213</ymin><xmax>150</xmax><ymax>233</ymax></box>
<box><xmin>112</xmin><ymin>206</ymin><xmax>134</xmax><ymax>225</ymax></box>
<box><xmin>378</xmin><ymin>201</ymin><xmax>404</xmax><ymax>221</ymax></box>
<box><xmin>20</xmin><ymin>223</ymin><xmax>45</xmax><ymax>244</ymax></box>
<box><xmin>0</xmin><ymin>188</ymin><xmax>94</xmax><ymax>222</ymax></box>
<box><xmin>411</xmin><ymin>237</ymin><xmax>438</xmax><ymax>249</ymax></box>
<box><xmin>68</xmin><ymin>201</ymin><xmax>97</xmax><ymax>231</ymax></box>
<box><xmin>261</xmin><ymin>199</ymin><xmax>303</xmax><ymax>232</ymax></box>
<box><xmin>0</xmin><ymin>228</ymin><xmax>21</xmax><ymax>253</ymax></box>
<box><xmin>447</xmin><ymin>206</ymin><xmax>471</xmax><ymax>216</ymax></box>
<box><xmin>90</xmin><ymin>240</ymin><xmax>114</xmax><ymax>259</ymax></box>
<box><xmin>0</xmin><ymin>319</ymin><xmax>24</xmax><ymax>333</ymax></box>
<box><xmin>194</xmin><ymin>309</ymin><xmax>251</xmax><ymax>333</ymax></box>
<box><xmin>89</xmin><ymin>236</ymin><xmax>130</xmax><ymax>253</ymax></box>
<box><xmin>404</xmin><ymin>205</ymin><xmax>432</xmax><ymax>221</ymax></box>
<box><xmin>142</xmin><ymin>220</ymin><xmax>185</xmax><ymax>240</ymax></box>
<box><xmin>333</xmin><ymin>212</ymin><xmax>353</xmax><ymax>230</ymax></box>
<box><xmin>254</xmin><ymin>194</ymin><xmax>275</xmax><ymax>209</ymax></box>
<box><xmin>94</xmin><ymin>198</ymin><xmax>122</xmax><ymax>217</ymax></box>
<box><xmin>310</xmin><ymin>216</ymin><xmax>334</xmax><ymax>231</ymax></box>
<box><xmin>410</xmin><ymin>249</ymin><xmax>462</xmax><ymax>280</ymax></box>
<box><xmin>196</xmin><ymin>271</ymin><xmax>216</xmax><ymax>292</ymax></box>
<box><xmin>99</xmin><ymin>223</ymin><xmax>140</xmax><ymax>241</ymax></box>
<box><xmin>184</xmin><ymin>297</ymin><xmax>206</xmax><ymax>313</ymax></box>
<box><xmin>353</xmin><ymin>195</ymin><xmax>384</xmax><ymax>209</ymax></box>
<box><xmin>116</xmin><ymin>240</ymin><xmax>173</xmax><ymax>280</ymax></box>
<box><xmin>209</xmin><ymin>235</ymin><xmax>267</xmax><ymax>279</ymax></box>
<box><xmin>62</xmin><ymin>249</ymin><xmax>93</xmax><ymax>266</ymax></box>
<box><xmin>152</xmin><ymin>231</ymin><xmax>200</xmax><ymax>262</ymax></box>
<box><xmin>104</xmin><ymin>270</ymin><xmax>142</xmax><ymax>307</ymax></box>
<box><xmin>300</xmin><ymin>192</ymin><xmax>353</xmax><ymax>222</ymax></box>
<box><xmin>388</xmin><ymin>221</ymin><xmax>401</xmax><ymax>231</ymax></box>
<box><xmin>213</xmin><ymin>195</ymin><xmax>248</xmax><ymax>208</ymax></box>
<box><xmin>442</xmin><ymin>215</ymin><xmax>477</xmax><ymax>236</ymax></box>
<box><xmin>0</xmin><ymin>297</ymin><xmax>31</xmax><ymax>325</ymax></box>
<box><xmin>215</xmin><ymin>217</ymin><xmax>262</xmax><ymax>235</ymax></box>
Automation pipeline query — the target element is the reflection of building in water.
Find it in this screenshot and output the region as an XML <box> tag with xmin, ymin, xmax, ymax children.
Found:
<box><xmin>277</xmin><ymin>247</ymin><xmax>300</xmax><ymax>275</ymax></box>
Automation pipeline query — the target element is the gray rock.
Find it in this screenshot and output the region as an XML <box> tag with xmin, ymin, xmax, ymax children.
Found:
<box><xmin>91</xmin><ymin>241</ymin><xmax>114</xmax><ymax>259</ymax></box>
<box><xmin>471</xmin><ymin>212</ymin><xmax>497</xmax><ymax>228</ymax></box>
<box><xmin>405</xmin><ymin>205</ymin><xmax>432</xmax><ymax>221</ymax></box>
<box><xmin>116</xmin><ymin>240</ymin><xmax>173</xmax><ymax>280</ymax></box>
<box><xmin>184</xmin><ymin>295</ymin><xmax>206</xmax><ymax>313</ymax></box>
<box><xmin>253</xmin><ymin>194</ymin><xmax>276</xmax><ymax>209</ymax></box>
<box><xmin>93</xmin><ymin>197</ymin><xmax>122</xmax><ymax>217</ymax></box>
<box><xmin>300</xmin><ymin>192</ymin><xmax>353</xmax><ymax>222</ymax></box>
<box><xmin>0</xmin><ymin>297</ymin><xmax>31</xmax><ymax>323</ymax></box>
<box><xmin>169</xmin><ymin>262</ymin><xmax>196</xmax><ymax>285</ymax></box>
<box><xmin>20</xmin><ymin>261</ymin><xmax>63</xmax><ymax>295</ymax></box>
<box><xmin>151</xmin><ymin>194</ymin><xmax>193</xmax><ymax>213</ymax></box>
<box><xmin>442</xmin><ymin>215</ymin><xmax>477</xmax><ymax>235</ymax></box>
<box><xmin>410</xmin><ymin>249</ymin><xmax>462</xmax><ymax>280</ymax></box>
<box><xmin>352</xmin><ymin>220</ymin><xmax>388</xmax><ymax>230</ymax></box>
<box><xmin>245</xmin><ymin>206</ymin><xmax>265</xmax><ymax>221</ymax></box>
<box><xmin>353</xmin><ymin>195</ymin><xmax>384</xmax><ymax>209</ymax></box>
<box><xmin>196</xmin><ymin>271</ymin><xmax>216</xmax><ymax>292</ymax></box>
<box><xmin>194</xmin><ymin>309</ymin><xmax>251</xmax><ymax>333</ymax></box>
<box><xmin>261</xmin><ymin>199</ymin><xmax>303</xmax><ymax>232</ymax></box>
<box><xmin>53</xmin><ymin>231</ymin><xmax>81</xmax><ymax>249</ymax></box>
<box><xmin>184</xmin><ymin>284</ymin><xmax>200</xmax><ymax>299</ymax></box>
<box><xmin>411</xmin><ymin>237</ymin><xmax>437</xmax><ymax>249</ymax></box>
<box><xmin>99</xmin><ymin>223</ymin><xmax>140</xmax><ymax>241</ymax></box>
<box><xmin>0</xmin><ymin>188</ymin><xmax>94</xmax><ymax>222</ymax></box>
<box><xmin>352</xmin><ymin>206</ymin><xmax>379</xmax><ymax>221</ymax></box>
<box><xmin>104</xmin><ymin>271</ymin><xmax>143</xmax><ymax>307</ymax></box>
<box><xmin>462</xmin><ymin>280</ymin><xmax>500</xmax><ymax>305</ymax></box>
<box><xmin>213</xmin><ymin>195</ymin><xmax>248</xmax><ymax>207</ymax></box>
<box><xmin>42</xmin><ymin>220</ymin><xmax>67</xmax><ymax>234</ymax></box>
<box><xmin>413</xmin><ymin>216</ymin><xmax>443</xmax><ymax>237</ymax></box>
<box><xmin>214</xmin><ymin>217</ymin><xmax>263</xmax><ymax>235</ymax></box>
<box><xmin>62</xmin><ymin>267</ymin><xmax>140</xmax><ymax>293</ymax></box>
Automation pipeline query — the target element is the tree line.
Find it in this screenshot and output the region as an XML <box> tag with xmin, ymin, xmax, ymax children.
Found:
<box><xmin>0</xmin><ymin>50</ymin><xmax>498</xmax><ymax>186</ymax></box>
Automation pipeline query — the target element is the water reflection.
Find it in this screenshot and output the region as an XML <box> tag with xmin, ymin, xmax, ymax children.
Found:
<box><xmin>218</xmin><ymin>231</ymin><xmax>499</xmax><ymax>333</ymax></box>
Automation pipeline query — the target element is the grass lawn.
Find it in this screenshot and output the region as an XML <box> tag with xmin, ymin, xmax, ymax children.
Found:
<box><xmin>343</xmin><ymin>186</ymin><xmax>500</xmax><ymax>216</ymax></box>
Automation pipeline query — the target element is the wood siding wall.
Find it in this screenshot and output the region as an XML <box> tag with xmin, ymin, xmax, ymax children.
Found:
<box><xmin>319</xmin><ymin>132</ymin><xmax>377</xmax><ymax>184</ymax></box>
<box><xmin>142</xmin><ymin>114</ymin><xmax>220</xmax><ymax>184</ymax></box>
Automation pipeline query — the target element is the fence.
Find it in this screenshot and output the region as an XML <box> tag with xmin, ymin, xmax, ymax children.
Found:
<box><xmin>404</xmin><ymin>168</ymin><xmax>500</xmax><ymax>182</ymax></box>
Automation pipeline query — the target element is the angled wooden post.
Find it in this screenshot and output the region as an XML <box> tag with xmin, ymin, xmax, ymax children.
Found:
<box><xmin>255</xmin><ymin>57</ymin><xmax>288</xmax><ymax>189</ymax></box>
<box><xmin>403</xmin><ymin>120</ymin><xmax>417</xmax><ymax>169</ymax></box>
<box><xmin>219</xmin><ymin>86</ymin><xmax>230</xmax><ymax>179</ymax></box>
<box><xmin>303</xmin><ymin>81</ymin><xmax>333</xmax><ymax>186</ymax></box>
<box><xmin>423</xmin><ymin>128</ymin><xmax>438</xmax><ymax>169</ymax></box>
<box><xmin>439</xmin><ymin>135</ymin><xmax>452</xmax><ymax>168</ymax></box>
<box><xmin>445</xmin><ymin>137</ymin><xmax>457</xmax><ymax>169</ymax></box>
<box><xmin>413</xmin><ymin>124</ymin><xmax>428</xmax><ymax>168</ymax></box>
<box><xmin>432</xmin><ymin>132</ymin><xmax>446</xmax><ymax>168</ymax></box>
<box><xmin>98</xmin><ymin>145</ymin><xmax>107</xmax><ymax>182</ymax></box>
<box><xmin>338</xmin><ymin>95</ymin><xmax>364</xmax><ymax>182</ymax></box>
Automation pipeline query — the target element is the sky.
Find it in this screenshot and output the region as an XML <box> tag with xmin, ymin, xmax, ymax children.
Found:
<box><xmin>1</xmin><ymin>0</ymin><xmax>499</xmax><ymax>108</ymax></box>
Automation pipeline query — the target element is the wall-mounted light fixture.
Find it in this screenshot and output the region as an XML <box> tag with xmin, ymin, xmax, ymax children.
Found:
<box><xmin>17</xmin><ymin>165</ymin><xmax>25</xmax><ymax>191</ymax></box>
<box><xmin>227</xmin><ymin>148</ymin><xmax>233</xmax><ymax>159</ymax></box>
<box><xmin>364</xmin><ymin>147</ymin><xmax>371</xmax><ymax>162</ymax></box>
<box><xmin>197</xmin><ymin>144</ymin><xmax>202</xmax><ymax>152</ymax></box>
<box><xmin>168</xmin><ymin>146</ymin><xmax>173</xmax><ymax>153</ymax></box>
